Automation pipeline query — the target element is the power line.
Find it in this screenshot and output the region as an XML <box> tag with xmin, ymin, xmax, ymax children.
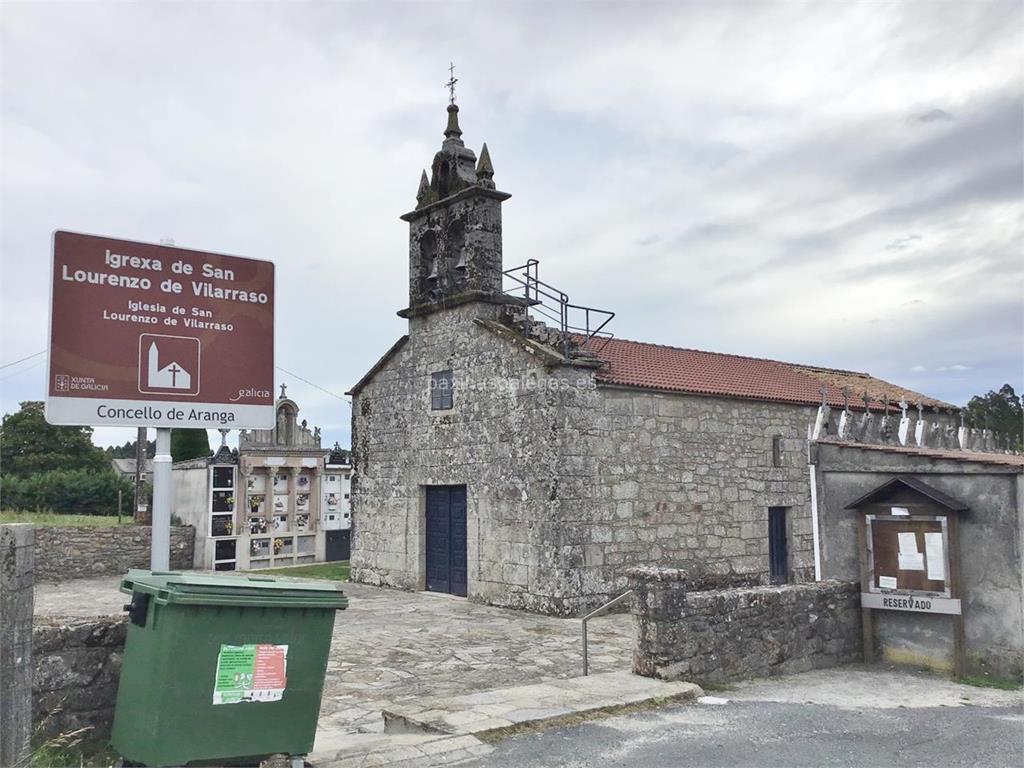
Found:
<box><xmin>0</xmin><ymin>357</ymin><xmax>45</xmax><ymax>383</ymax></box>
<box><xmin>0</xmin><ymin>350</ymin><xmax>348</xmax><ymax>406</ymax></box>
<box><xmin>275</xmin><ymin>366</ymin><xmax>350</xmax><ymax>404</ymax></box>
<box><xmin>0</xmin><ymin>349</ymin><xmax>45</xmax><ymax>370</ymax></box>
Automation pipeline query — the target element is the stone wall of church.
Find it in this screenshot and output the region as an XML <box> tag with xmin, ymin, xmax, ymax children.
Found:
<box><xmin>552</xmin><ymin>385</ymin><xmax>819</xmax><ymax>610</ymax></box>
<box><xmin>351</xmin><ymin>301</ymin><xmax>569</xmax><ymax>609</ymax></box>
<box><xmin>351</xmin><ymin>302</ymin><xmax>819</xmax><ymax>615</ymax></box>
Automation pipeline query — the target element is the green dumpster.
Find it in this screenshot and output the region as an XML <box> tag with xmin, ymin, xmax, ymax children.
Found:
<box><xmin>110</xmin><ymin>570</ymin><xmax>347</xmax><ymax>766</ymax></box>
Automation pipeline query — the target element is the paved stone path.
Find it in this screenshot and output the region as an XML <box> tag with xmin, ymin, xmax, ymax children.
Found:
<box><xmin>34</xmin><ymin>576</ymin><xmax>634</xmax><ymax>746</ymax></box>
<box><xmin>316</xmin><ymin>584</ymin><xmax>632</xmax><ymax>736</ymax></box>
<box><xmin>34</xmin><ymin>575</ymin><xmax>127</xmax><ymax>616</ymax></box>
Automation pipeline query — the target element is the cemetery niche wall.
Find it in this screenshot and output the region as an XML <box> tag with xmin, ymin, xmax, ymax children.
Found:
<box><xmin>172</xmin><ymin>386</ymin><xmax>350</xmax><ymax>570</ymax></box>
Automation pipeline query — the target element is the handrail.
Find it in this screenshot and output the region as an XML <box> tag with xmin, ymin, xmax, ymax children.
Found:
<box><xmin>502</xmin><ymin>260</ymin><xmax>615</xmax><ymax>357</ymax></box>
<box><xmin>581</xmin><ymin>590</ymin><xmax>633</xmax><ymax>676</ymax></box>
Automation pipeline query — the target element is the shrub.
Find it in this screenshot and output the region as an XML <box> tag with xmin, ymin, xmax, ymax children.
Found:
<box><xmin>0</xmin><ymin>468</ymin><xmax>133</xmax><ymax>516</ymax></box>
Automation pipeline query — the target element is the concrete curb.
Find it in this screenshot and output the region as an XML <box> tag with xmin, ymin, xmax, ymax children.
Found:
<box><xmin>381</xmin><ymin>672</ymin><xmax>704</xmax><ymax>739</ymax></box>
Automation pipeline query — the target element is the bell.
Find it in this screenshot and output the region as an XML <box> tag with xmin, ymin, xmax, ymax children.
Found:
<box><xmin>454</xmin><ymin>251</ymin><xmax>467</xmax><ymax>272</ymax></box>
<box><xmin>427</xmin><ymin>257</ymin><xmax>439</xmax><ymax>281</ymax></box>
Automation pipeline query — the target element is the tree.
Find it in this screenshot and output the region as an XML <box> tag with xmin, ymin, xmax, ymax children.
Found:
<box><xmin>170</xmin><ymin>428</ymin><xmax>211</xmax><ymax>462</ymax></box>
<box><xmin>964</xmin><ymin>384</ymin><xmax>1023</xmax><ymax>449</ymax></box>
<box><xmin>0</xmin><ymin>401</ymin><xmax>108</xmax><ymax>476</ymax></box>
<box><xmin>104</xmin><ymin>438</ymin><xmax>155</xmax><ymax>459</ymax></box>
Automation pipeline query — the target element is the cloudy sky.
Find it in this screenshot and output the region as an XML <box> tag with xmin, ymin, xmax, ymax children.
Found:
<box><xmin>2</xmin><ymin>0</ymin><xmax>1021</xmax><ymax>451</ymax></box>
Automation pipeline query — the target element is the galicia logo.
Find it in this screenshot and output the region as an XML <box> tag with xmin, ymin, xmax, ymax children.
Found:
<box><xmin>230</xmin><ymin>387</ymin><xmax>272</xmax><ymax>402</ymax></box>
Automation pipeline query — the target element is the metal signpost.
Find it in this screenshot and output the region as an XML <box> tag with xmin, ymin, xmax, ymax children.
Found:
<box><xmin>46</xmin><ymin>231</ymin><xmax>275</xmax><ymax>569</ymax></box>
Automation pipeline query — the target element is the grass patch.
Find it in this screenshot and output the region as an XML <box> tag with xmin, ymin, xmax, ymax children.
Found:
<box><xmin>22</xmin><ymin>729</ymin><xmax>119</xmax><ymax>768</ymax></box>
<box><xmin>0</xmin><ymin>511</ymin><xmax>133</xmax><ymax>527</ymax></box>
<box><xmin>255</xmin><ymin>562</ymin><xmax>350</xmax><ymax>582</ymax></box>
<box><xmin>959</xmin><ymin>674</ymin><xmax>1022</xmax><ymax>691</ymax></box>
<box><xmin>29</xmin><ymin>741</ymin><xmax>119</xmax><ymax>768</ymax></box>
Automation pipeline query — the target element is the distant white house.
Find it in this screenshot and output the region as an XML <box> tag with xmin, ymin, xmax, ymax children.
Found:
<box><xmin>110</xmin><ymin>458</ymin><xmax>153</xmax><ymax>483</ymax></box>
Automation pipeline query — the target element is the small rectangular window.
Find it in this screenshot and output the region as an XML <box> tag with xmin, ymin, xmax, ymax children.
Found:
<box><xmin>431</xmin><ymin>370</ymin><xmax>454</xmax><ymax>410</ymax></box>
<box><xmin>772</xmin><ymin>435</ymin><xmax>783</xmax><ymax>467</ymax></box>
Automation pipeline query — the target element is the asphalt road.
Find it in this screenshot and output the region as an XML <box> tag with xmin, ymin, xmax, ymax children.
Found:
<box><xmin>464</xmin><ymin>669</ymin><xmax>1024</xmax><ymax>768</ymax></box>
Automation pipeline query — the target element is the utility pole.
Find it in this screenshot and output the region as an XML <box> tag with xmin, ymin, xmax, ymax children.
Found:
<box><xmin>134</xmin><ymin>426</ymin><xmax>147</xmax><ymax>521</ymax></box>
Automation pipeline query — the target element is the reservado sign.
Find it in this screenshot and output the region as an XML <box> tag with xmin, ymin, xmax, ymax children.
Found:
<box><xmin>46</xmin><ymin>231</ymin><xmax>275</xmax><ymax>428</ymax></box>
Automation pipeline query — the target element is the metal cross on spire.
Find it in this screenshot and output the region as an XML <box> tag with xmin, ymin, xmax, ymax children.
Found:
<box><xmin>445</xmin><ymin>61</ymin><xmax>458</xmax><ymax>105</ymax></box>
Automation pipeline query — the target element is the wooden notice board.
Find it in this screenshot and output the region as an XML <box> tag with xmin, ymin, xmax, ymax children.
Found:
<box><xmin>867</xmin><ymin>516</ymin><xmax>949</xmax><ymax>595</ymax></box>
<box><xmin>849</xmin><ymin>479</ymin><xmax>967</xmax><ymax>677</ymax></box>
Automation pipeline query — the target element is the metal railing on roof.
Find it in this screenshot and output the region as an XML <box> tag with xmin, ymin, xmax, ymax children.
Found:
<box><xmin>502</xmin><ymin>259</ymin><xmax>615</xmax><ymax>357</ymax></box>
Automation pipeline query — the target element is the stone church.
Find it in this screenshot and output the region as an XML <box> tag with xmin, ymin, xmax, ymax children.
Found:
<box><xmin>347</xmin><ymin>101</ymin><xmax>954</xmax><ymax>615</ymax></box>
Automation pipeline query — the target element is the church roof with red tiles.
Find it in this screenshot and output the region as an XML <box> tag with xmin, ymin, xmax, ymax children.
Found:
<box><xmin>585</xmin><ymin>336</ymin><xmax>954</xmax><ymax>411</ymax></box>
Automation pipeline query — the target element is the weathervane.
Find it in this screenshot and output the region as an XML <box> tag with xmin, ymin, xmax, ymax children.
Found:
<box><xmin>445</xmin><ymin>61</ymin><xmax>458</xmax><ymax>105</ymax></box>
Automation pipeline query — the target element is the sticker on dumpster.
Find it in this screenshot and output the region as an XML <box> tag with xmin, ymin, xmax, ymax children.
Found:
<box><xmin>213</xmin><ymin>644</ymin><xmax>288</xmax><ymax>704</ymax></box>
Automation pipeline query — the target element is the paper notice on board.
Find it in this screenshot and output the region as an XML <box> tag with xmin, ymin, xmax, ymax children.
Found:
<box><xmin>898</xmin><ymin>552</ymin><xmax>925</xmax><ymax>570</ymax></box>
<box><xmin>878</xmin><ymin>575</ymin><xmax>898</xmax><ymax>590</ymax></box>
<box><xmin>897</xmin><ymin>532</ymin><xmax>919</xmax><ymax>553</ymax></box>
<box><xmin>925</xmin><ymin>532</ymin><xmax>945</xmax><ymax>581</ymax></box>
<box><xmin>890</xmin><ymin>506</ymin><xmax>910</xmax><ymax>516</ymax></box>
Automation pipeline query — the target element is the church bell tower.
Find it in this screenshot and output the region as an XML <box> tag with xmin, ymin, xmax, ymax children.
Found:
<box><xmin>399</xmin><ymin>88</ymin><xmax>511</xmax><ymax>316</ymax></box>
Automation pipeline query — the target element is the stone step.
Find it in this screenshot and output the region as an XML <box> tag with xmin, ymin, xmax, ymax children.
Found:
<box><xmin>381</xmin><ymin>671</ymin><xmax>703</xmax><ymax>738</ymax></box>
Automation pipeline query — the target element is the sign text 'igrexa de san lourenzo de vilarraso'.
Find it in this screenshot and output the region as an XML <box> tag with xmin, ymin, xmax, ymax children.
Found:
<box><xmin>46</xmin><ymin>231</ymin><xmax>275</xmax><ymax>429</ymax></box>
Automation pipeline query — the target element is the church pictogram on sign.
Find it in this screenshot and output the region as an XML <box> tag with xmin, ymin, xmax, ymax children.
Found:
<box><xmin>138</xmin><ymin>334</ymin><xmax>201</xmax><ymax>396</ymax></box>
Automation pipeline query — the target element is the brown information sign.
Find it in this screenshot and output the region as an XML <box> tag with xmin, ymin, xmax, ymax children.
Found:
<box><xmin>46</xmin><ymin>231</ymin><xmax>275</xmax><ymax>428</ymax></box>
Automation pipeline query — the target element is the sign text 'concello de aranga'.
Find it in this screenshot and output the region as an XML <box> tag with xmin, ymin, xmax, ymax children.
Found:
<box><xmin>46</xmin><ymin>231</ymin><xmax>275</xmax><ymax>429</ymax></box>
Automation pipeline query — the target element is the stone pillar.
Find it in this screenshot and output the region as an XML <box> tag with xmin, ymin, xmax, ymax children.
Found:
<box><xmin>237</xmin><ymin>464</ymin><xmax>250</xmax><ymax>532</ymax></box>
<box><xmin>286</xmin><ymin>466</ymin><xmax>299</xmax><ymax>532</ymax></box>
<box><xmin>625</xmin><ymin>566</ymin><xmax>690</xmax><ymax>680</ymax></box>
<box><xmin>1</xmin><ymin>524</ymin><xmax>34</xmax><ymax>766</ymax></box>
<box><xmin>309</xmin><ymin>467</ymin><xmax>323</xmax><ymax>531</ymax></box>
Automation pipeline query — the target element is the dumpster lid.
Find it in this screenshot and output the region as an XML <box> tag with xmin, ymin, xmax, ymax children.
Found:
<box><xmin>121</xmin><ymin>570</ymin><xmax>348</xmax><ymax>609</ymax></box>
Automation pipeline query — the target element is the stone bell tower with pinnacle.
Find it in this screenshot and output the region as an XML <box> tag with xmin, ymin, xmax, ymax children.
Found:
<box><xmin>399</xmin><ymin>65</ymin><xmax>512</xmax><ymax>317</ymax></box>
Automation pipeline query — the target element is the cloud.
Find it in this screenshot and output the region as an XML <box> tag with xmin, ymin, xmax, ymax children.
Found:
<box><xmin>911</xmin><ymin>365</ymin><xmax>927</xmax><ymax>372</ymax></box>
<box><xmin>911</xmin><ymin>108</ymin><xmax>955</xmax><ymax>124</ymax></box>
<box><xmin>1</xmin><ymin>0</ymin><xmax>1021</xmax><ymax>448</ymax></box>
<box><xmin>886</xmin><ymin>235</ymin><xmax>922</xmax><ymax>251</ymax></box>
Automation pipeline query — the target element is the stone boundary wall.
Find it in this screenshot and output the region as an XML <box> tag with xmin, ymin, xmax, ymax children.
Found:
<box><xmin>34</xmin><ymin>525</ymin><xmax>194</xmax><ymax>582</ymax></box>
<box><xmin>628</xmin><ymin>567</ymin><xmax>862</xmax><ymax>684</ymax></box>
<box><xmin>33</xmin><ymin>616</ymin><xmax>127</xmax><ymax>742</ymax></box>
